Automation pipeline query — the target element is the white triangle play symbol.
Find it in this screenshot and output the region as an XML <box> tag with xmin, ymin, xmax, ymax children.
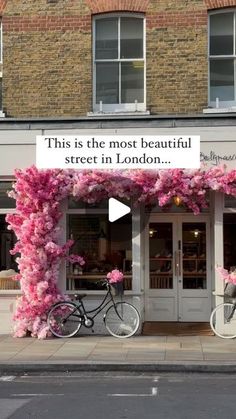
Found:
<box><xmin>108</xmin><ymin>198</ymin><xmax>131</xmax><ymax>222</ymax></box>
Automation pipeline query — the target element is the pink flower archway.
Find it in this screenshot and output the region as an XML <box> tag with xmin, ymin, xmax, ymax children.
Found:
<box><xmin>6</xmin><ymin>165</ymin><xmax>236</xmax><ymax>338</ymax></box>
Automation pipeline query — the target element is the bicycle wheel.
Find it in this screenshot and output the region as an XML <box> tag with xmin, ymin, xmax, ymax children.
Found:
<box><xmin>105</xmin><ymin>302</ymin><xmax>140</xmax><ymax>338</ymax></box>
<box><xmin>210</xmin><ymin>302</ymin><xmax>236</xmax><ymax>339</ymax></box>
<box><xmin>47</xmin><ymin>302</ymin><xmax>82</xmax><ymax>338</ymax></box>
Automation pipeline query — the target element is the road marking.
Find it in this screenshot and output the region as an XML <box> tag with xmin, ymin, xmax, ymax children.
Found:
<box><xmin>108</xmin><ymin>387</ymin><xmax>158</xmax><ymax>397</ymax></box>
<box><xmin>0</xmin><ymin>376</ymin><xmax>16</xmax><ymax>382</ymax></box>
<box><xmin>11</xmin><ymin>393</ymin><xmax>64</xmax><ymax>397</ymax></box>
<box><xmin>152</xmin><ymin>387</ymin><xmax>158</xmax><ymax>396</ymax></box>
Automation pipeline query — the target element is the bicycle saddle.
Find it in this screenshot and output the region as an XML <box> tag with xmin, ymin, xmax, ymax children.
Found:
<box><xmin>74</xmin><ymin>294</ymin><xmax>87</xmax><ymax>300</ymax></box>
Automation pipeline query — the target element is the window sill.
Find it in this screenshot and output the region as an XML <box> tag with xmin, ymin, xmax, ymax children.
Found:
<box><xmin>0</xmin><ymin>290</ymin><xmax>21</xmax><ymax>295</ymax></box>
<box><xmin>66</xmin><ymin>290</ymin><xmax>142</xmax><ymax>296</ymax></box>
<box><xmin>203</xmin><ymin>107</ymin><xmax>236</xmax><ymax>114</ymax></box>
<box><xmin>87</xmin><ymin>111</ymin><xmax>150</xmax><ymax>117</ymax></box>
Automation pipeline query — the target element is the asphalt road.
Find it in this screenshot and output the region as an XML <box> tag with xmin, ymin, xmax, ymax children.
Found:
<box><xmin>0</xmin><ymin>372</ymin><xmax>235</xmax><ymax>419</ymax></box>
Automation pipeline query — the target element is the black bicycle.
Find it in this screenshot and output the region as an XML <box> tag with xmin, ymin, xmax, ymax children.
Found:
<box><xmin>47</xmin><ymin>279</ymin><xmax>140</xmax><ymax>339</ymax></box>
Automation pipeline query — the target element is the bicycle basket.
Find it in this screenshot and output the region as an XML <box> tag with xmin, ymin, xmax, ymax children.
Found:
<box><xmin>224</xmin><ymin>282</ymin><xmax>236</xmax><ymax>298</ymax></box>
<box><xmin>111</xmin><ymin>282</ymin><xmax>124</xmax><ymax>296</ymax></box>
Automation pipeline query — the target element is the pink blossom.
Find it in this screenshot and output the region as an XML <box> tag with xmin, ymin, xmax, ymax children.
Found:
<box><xmin>5</xmin><ymin>165</ymin><xmax>236</xmax><ymax>338</ymax></box>
<box><xmin>107</xmin><ymin>269</ymin><xmax>124</xmax><ymax>283</ymax></box>
<box><xmin>67</xmin><ymin>254</ymin><xmax>85</xmax><ymax>265</ymax></box>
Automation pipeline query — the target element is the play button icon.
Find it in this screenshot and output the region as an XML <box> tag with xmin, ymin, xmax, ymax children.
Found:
<box><xmin>108</xmin><ymin>198</ymin><xmax>131</xmax><ymax>222</ymax></box>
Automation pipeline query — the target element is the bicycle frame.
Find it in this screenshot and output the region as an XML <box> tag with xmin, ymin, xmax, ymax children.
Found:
<box><xmin>73</xmin><ymin>283</ymin><xmax>124</xmax><ymax>323</ymax></box>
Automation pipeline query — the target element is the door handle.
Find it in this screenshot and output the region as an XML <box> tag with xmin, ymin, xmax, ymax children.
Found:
<box><xmin>174</xmin><ymin>251</ymin><xmax>179</xmax><ymax>276</ymax></box>
<box><xmin>178</xmin><ymin>250</ymin><xmax>182</xmax><ymax>277</ymax></box>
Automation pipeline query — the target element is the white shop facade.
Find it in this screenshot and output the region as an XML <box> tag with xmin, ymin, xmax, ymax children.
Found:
<box><xmin>0</xmin><ymin>117</ymin><xmax>235</xmax><ymax>334</ymax></box>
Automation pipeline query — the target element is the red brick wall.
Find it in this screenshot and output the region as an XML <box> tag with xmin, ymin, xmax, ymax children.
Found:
<box><xmin>1</xmin><ymin>0</ymin><xmax>235</xmax><ymax>117</ymax></box>
<box><xmin>86</xmin><ymin>0</ymin><xmax>149</xmax><ymax>13</ymax></box>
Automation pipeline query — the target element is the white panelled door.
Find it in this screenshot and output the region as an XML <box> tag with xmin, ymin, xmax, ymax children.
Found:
<box><xmin>145</xmin><ymin>215</ymin><xmax>211</xmax><ymax>322</ymax></box>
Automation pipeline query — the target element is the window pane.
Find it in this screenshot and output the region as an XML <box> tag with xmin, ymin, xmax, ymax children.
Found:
<box><xmin>95</xmin><ymin>18</ymin><xmax>118</xmax><ymax>59</ymax></box>
<box><xmin>149</xmin><ymin>223</ymin><xmax>173</xmax><ymax>289</ymax></box>
<box><xmin>210</xmin><ymin>13</ymin><xmax>233</xmax><ymax>55</ymax></box>
<box><xmin>96</xmin><ymin>62</ymin><xmax>119</xmax><ymax>104</ymax></box>
<box><xmin>182</xmin><ymin>223</ymin><xmax>207</xmax><ymax>290</ymax></box>
<box><xmin>0</xmin><ymin>214</ymin><xmax>19</xmax><ymax>290</ymax></box>
<box><xmin>0</xmin><ymin>182</ymin><xmax>15</xmax><ymax>208</ymax></box>
<box><xmin>224</xmin><ymin>214</ymin><xmax>236</xmax><ymax>271</ymax></box>
<box><xmin>210</xmin><ymin>59</ymin><xmax>234</xmax><ymax>102</ymax></box>
<box><xmin>120</xmin><ymin>17</ymin><xmax>143</xmax><ymax>58</ymax></box>
<box><xmin>67</xmin><ymin>214</ymin><xmax>132</xmax><ymax>291</ymax></box>
<box><xmin>121</xmin><ymin>62</ymin><xmax>144</xmax><ymax>103</ymax></box>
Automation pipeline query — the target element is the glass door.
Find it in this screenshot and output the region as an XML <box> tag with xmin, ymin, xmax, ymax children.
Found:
<box><xmin>145</xmin><ymin>217</ymin><xmax>178</xmax><ymax>321</ymax></box>
<box><xmin>182</xmin><ymin>222</ymin><xmax>207</xmax><ymax>290</ymax></box>
<box><xmin>178</xmin><ymin>217</ymin><xmax>211</xmax><ymax>322</ymax></box>
<box><xmin>145</xmin><ymin>215</ymin><xmax>211</xmax><ymax>322</ymax></box>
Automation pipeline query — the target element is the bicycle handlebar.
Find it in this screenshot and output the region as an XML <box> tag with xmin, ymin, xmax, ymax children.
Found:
<box><xmin>94</xmin><ymin>279</ymin><xmax>110</xmax><ymax>288</ymax></box>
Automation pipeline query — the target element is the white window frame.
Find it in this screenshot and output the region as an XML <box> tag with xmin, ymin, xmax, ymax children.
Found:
<box><xmin>92</xmin><ymin>13</ymin><xmax>146</xmax><ymax>114</ymax></box>
<box><xmin>208</xmin><ymin>9</ymin><xmax>236</xmax><ymax>109</ymax></box>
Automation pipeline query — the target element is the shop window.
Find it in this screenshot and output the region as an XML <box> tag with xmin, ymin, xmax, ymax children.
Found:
<box><xmin>0</xmin><ymin>182</ymin><xmax>18</xmax><ymax>290</ymax></box>
<box><xmin>67</xmin><ymin>213</ymin><xmax>132</xmax><ymax>291</ymax></box>
<box><xmin>223</xmin><ymin>214</ymin><xmax>236</xmax><ymax>271</ymax></box>
<box><xmin>93</xmin><ymin>14</ymin><xmax>145</xmax><ymax>113</ymax></box>
<box><xmin>209</xmin><ymin>11</ymin><xmax>236</xmax><ymax>107</ymax></box>
<box><xmin>0</xmin><ymin>182</ymin><xmax>16</xmax><ymax>208</ymax></box>
<box><xmin>0</xmin><ymin>214</ymin><xmax>19</xmax><ymax>290</ymax></box>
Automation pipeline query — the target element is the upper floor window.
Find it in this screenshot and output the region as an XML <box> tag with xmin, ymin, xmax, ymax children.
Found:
<box><xmin>209</xmin><ymin>11</ymin><xmax>236</xmax><ymax>107</ymax></box>
<box><xmin>93</xmin><ymin>14</ymin><xmax>145</xmax><ymax>113</ymax></box>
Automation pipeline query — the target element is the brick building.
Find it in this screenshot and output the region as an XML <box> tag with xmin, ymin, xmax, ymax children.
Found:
<box><xmin>0</xmin><ymin>0</ymin><xmax>235</xmax><ymax>335</ymax></box>
<box><xmin>0</xmin><ymin>0</ymin><xmax>233</xmax><ymax>117</ymax></box>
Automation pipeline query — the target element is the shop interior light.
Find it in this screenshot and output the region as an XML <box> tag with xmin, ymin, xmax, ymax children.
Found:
<box><xmin>173</xmin><ymin>196</ymin><xmax>182</xmax><ymax>206</ymax></box>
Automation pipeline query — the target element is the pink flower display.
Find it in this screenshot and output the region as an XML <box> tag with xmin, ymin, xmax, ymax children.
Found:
<box><xmin>107</xmin><ymin>269</ymin><xmax>124</xmax><ymax>284</ymax></box>
<box><xmin>5</xmin><ymin>165</ymin><xmax>236</xmax><ymax>338</ymax></box>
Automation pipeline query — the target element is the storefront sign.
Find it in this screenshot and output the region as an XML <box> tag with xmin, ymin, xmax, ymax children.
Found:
<box><xmin>200</xmin><ymin>142</ymin><xmax>236</xmax><ymax>170</ymax></box>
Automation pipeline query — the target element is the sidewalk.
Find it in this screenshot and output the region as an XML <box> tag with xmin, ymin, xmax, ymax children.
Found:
<box><xmin>0</xmin><ymin>334</ymin><xmax>236</xmax><ymax>373</ymax></box>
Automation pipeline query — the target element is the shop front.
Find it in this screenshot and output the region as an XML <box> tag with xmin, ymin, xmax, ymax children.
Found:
<box><xmin>0</xmin><ymin>119</ymin><xmax>235</xmax><ymax>337</ymax></box>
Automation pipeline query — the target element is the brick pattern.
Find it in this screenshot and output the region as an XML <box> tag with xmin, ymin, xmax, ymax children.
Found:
<box><xmin>86</xmin><ymin>0</ymin><xmax>149</xmax><ymax>13</ymax></box>
<box><xmin>3</xmin><ymin>16</ymin><xmax>91</xmax><ymax>32</ymax></box>
<box><xmin>2</xmin><ymin>0</ymin><xmax>229</xmax><ymax>117</ymax></box>
<box><xmin>3</xmin><ymin>12</ymin><xmax>207</xmax><ymax>33</ymax></box>
<box><xmin>205</xmin><ymin>0</ymin><xmax>236</xmax><ymax>9</ymax></box>
<box><xmin>147</xmin><ymin>11</ymin><xmax>207</xmax><ymax>29</ymax></box>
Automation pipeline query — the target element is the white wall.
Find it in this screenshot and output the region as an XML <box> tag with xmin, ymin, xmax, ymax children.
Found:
<box><xmin>0</xmin><ymin>126</ymin><xmax>236</xmax><ymax>175</ymax></box>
